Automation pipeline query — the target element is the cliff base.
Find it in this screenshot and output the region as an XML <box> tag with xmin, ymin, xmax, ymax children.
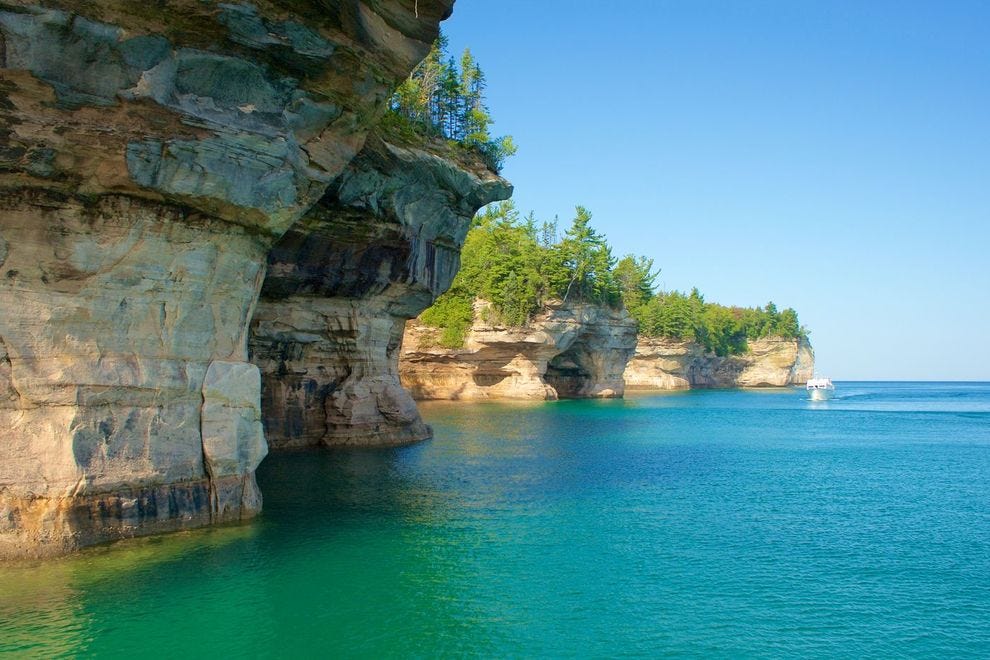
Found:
<box><xmin>401</xmin><ymin>301</ymin><xmax>637</xmax><ymax>401</ymax></box>
<box><xmin>623</xmin><ymin>336</ymin><xmax>814</xmax><ymax>389</ymax></box>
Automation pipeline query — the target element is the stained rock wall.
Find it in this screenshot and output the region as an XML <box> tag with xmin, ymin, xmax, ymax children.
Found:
<box><xmin>623</xmin><ymin>336</ymin><xmax>814</xmax><ymax>389</ymax></box>
<box><xmin>0</xmin><ymin>192</ymin><xmax>269</xmax><ymax>558</ymax></box>
<box><xmin>400</xmin><ymin>301</ymin><xmax>638</xmax><ymax>401</ymax></box>
<box><xmin>0</xmin><ymin>0</ymin><xmax>454</xmax><ymax>558</ymax></box>
<box><xmin>250</xmin><ymin>136</ymin><xmax>511</xmax><ymax>449</ymax></box>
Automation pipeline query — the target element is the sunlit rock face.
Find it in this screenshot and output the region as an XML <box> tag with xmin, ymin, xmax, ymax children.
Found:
<box><xmin>0</xmin><ymin>192</ymin><xmax>269</xmax><ymax>559</ymax></box>
<box><xmin>622</xmin><ymin>336</ymin><xmax>815</xmax><ymax>389</ymax></box>
<box><xmin>400</xmin><ymin>301</ymin><xmax>638</xmax><ymax>401</ymax></box>
<box><xmin>250</xmin><ymin>136</ymin><xmax>511</xmax><ymax>449</ymax></box>
<box><xmin>0</xmin><ymin>1</ymin><xmax>453</xmax><ymax>229</ymax></box>
<box><xmin>0</xmin><ymin>0</ymin><xmax>453</xmax><ymax>558</ymax></box>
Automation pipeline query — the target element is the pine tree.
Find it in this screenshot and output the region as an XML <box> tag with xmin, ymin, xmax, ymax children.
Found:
<box><xmin>387</xmin><ymin>35</ymin><xmax>515</xmax><ymax>173</ymax></box>
<box><xmin>615</xmin><ymin>255</ymin><xmax>659</xmax><ymax>318</ymax></box>
<box><xmin>539</xmin><ymin>215</ymin><xmax>558</xmax><ymax>248</ymax></box>
<box><xmin>559</xmin><ymin>206</ymin><xmax>618</xmax><ymax>304</ymax></box>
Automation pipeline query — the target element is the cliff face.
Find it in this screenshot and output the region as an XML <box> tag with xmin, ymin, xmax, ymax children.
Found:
<box><xmin>400</xmin><ymin>301</ymin><xmax>638</xmax><ymax>401</ymax></box>
<box><xmin>249</xmin><ymin>137</ymin><xmax>510</xmax><ymax>449</ymax></box>
<box><xmin>623</xmin><ymin>336</ymin><xmax>814</xmax><ymax>389</ymax></box>
<box><xmin>0</xmin><ymin>0</ymin><xmax>457</xmax><ymax>558</ymax></box>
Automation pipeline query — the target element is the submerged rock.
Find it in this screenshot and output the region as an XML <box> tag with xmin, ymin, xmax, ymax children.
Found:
<box><xmin>623</xmin><ymin>336</ymin><xmax>814</xmax><ymax>389</ymax></box>
<box><xmin>400</xmin><ymin>300</ymin><xmax>638</xmax><ymax>401</ymax></box>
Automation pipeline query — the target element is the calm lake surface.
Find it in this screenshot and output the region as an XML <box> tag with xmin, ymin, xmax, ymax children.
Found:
<box><xmin>3</xmin><ymin>382</ymin><xmax>989</xmax><ymax>657</ymax></box>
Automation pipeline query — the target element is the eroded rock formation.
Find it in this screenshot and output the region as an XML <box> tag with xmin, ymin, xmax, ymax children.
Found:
<box><xmin>249</xmin><ymin>136</ymin><xmax>510</xmax><ymax>448</ymax></box>
<box><xmin>0</xmin><ymin>0</ymin><xmax>456</xmax><ymax>558</ymax></box>
<box><xmin>623</xmin><ymin>336</ymin><xmax>814</xmax><ymax>389</ymax></box>
<box><xmin>400</xmin><ymin>301</ymin><xmax>638</xmax><ymax>400</ymax></box>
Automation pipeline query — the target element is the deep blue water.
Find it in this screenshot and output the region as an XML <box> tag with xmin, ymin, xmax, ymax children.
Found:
<box><xmin>2</xmin><ymin>382</ymin><xmax>989</xmax><ymax>657</ymax></box>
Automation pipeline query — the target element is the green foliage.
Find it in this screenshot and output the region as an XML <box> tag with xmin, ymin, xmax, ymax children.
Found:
<box><xmin>419</xmin><ymin>202</ymin><xmax>625</xmax><ymax>344</ymax></box>
<box><xmin>418</xmin><ymin>290</ymin><xmax>473</xmax><ymax>348</ymax></box>
<box><xmin>457</xmin><ymin>202</ymin><xmax>545</xmax><ymax>326</ymax></box>
<box><xmin>388</xmin><ymin>36</ymin><xmax>515</xmax><ymax>172</ymax></box>
<box><xmin>702</xmin><ymin>304</ymin><xmax>749</xmax><ymax>357</ymax></box>
<box><xmin>636</xmin><ymin>290</ymin><xmax>705</xmax><ymax>342</ymax></box>
<box><xmin>629</xmin><ymin>286</ymin><xmax>807</xmax><ymax>356</ymax></box>
<box><xmin>420</xmin><ymin>205</ymin><xmax>809</xmax><ymax>354</ymax></box>
<box><xmin>614</xmin><ymin>255</ymin><xmax>658</xmax><ymax>318</ymax></box>
<box><xmin>558</xmin><ymin>207</ymin><xmax>621</xmax><ymax>306</ymax></box>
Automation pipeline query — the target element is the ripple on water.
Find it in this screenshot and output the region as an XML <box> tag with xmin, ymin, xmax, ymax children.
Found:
<box><xmin>1</xmin><ymin>383</ymin><xmax>989</xmax><ymax>656</ymax></box>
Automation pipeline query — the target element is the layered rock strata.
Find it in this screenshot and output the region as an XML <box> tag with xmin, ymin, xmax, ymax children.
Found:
<box><xmin>623</xmin><ymin>336</ymin><xmax>814</xmax><ymax>389</ymax></box>
<box><xmin>249</xmin><ymin>136</ymin><xmax>510</xmax><ymax>449</ymax></box>
<box><xmin>400</xmin><ymin>301</ymin><xmax>638</xmax><ymax>401</ymax></box>
<box><xmin>0</xmin><ymin>0</ymin><xmax>454</xmax><ymax>558</ymax></box>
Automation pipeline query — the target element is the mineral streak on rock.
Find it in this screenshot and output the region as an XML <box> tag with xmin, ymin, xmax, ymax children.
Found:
<box><xmin>0</xmin><ymin>0</ymin><xmax>453</xmax><ymax>230</ymax></box>
<box><xmin>0</xmin><ymin>192</ymin><xmax>270</xmax><ymax>558</ymax></box>
<box><xmin>0</xmin><ymin>0</ymin><xmax>455</xmax><ymax>558</ymax></box>
<box><xmin>400</xmin><ymin>300</ymin><xmax>639</xmax><ymax>401</ymax></box>
<box><xmin>250</xmin><ymin>136</ymin><xmax>512</xmax><ymax>448</ymax></box>
<box><xmin>623</xmin><ymin>336</ymin><xmax>815</xmax><ymax>389</ymax></box>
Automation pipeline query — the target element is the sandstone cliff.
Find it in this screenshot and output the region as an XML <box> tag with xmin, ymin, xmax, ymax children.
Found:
<box><xmin>0</xmin><ymin>0</ymin><xmax>466</xmax><ymax>558</ymax></box>
<box><xmin>623</xmin><ymin>336</ymin><xmax>814</xmax><ymax>389</ymax></box>
<box><xmin>400</xmin><ymin>300</ymin><xmax>638</xmax><ymax>400</ymax></box>
<box><xmin>250</xmin><ymin>136</ymin><xmax>510</xmax><ymax>449</ymax></box>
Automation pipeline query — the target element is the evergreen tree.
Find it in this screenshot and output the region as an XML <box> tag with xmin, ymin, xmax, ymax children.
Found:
<box><xmin>419</xmin><ymin>203</ymin><xmax>807</xmax><ymax>352</ymax></box>
<box><xmin>459</xmin><ymin>49</ymin><xmax>490</xmax><ymax>143</ymax></box>
<box><xmin>539</xmin><ymin>215</ymin><xmax>558</xmax><ymax>248</ymax></box>
<box><xmin>615</xmin><ymin>255</ymin><xmax>658</xmax><ymax>319</ymax></box>
<box><xmin>559</xmin><ymin>206</ymin><xmax>619</xmax><ymax>305</ymax></box>
<box><xmin>388</xmin><ymin>35</ymin><xmax>516</xmax><ymax>173</ymax></box>
<box><xmin>629</xmin><ymin>285</ymin><xmax>805</xmax><ymax>354</ymax></box>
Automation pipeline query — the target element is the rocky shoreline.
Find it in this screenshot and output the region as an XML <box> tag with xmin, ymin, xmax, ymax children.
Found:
<box><xmin>0</xmin><ymin>0</ymin><xmax>511</xmax><ymax>559</ymax></box>
<box><xmin>0</xmin><ymin>1</ymin><xmax>811</xmax><ymax>559</ymax></box>
<box><xmin>401</xmin><ymin>300</ymin><xmax>638</xmax><ymax>401</ymax></box>
<box><xmin>623</xmin><ymin>336</ymin><xmax>814</xmax><ymax>390</ymax></box>
<box><xmin>400</xmin><ymin>303</ymin><xmax>813</xmax><ymax>400</ymax></box>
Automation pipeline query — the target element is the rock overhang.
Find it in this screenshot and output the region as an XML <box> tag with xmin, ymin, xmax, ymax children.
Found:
<box><xmin>0</xmin><ymin>0</ymin><xmax>454</xmax><ymax>235</ymax></box>
<box><xmin>0</xmin><ymin>0</ymin><xmax>474</xmax><ymax>558</ymax></box>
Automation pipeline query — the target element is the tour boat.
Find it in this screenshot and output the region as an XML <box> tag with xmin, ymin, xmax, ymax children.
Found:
<box><xmin>806</xmin><ymin>377</ymin><xmax>835</xmax><ymax>401</ymax></box>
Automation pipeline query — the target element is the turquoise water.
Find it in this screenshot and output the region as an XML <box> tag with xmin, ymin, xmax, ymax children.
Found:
<box><xmin>2</xmin><ymin>382</ymin><xmax>990</xmax><ymax>657</ymax></box>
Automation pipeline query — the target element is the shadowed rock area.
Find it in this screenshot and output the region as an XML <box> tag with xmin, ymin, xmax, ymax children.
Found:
<box><xmin>250</xmin><ymin>136</ymin><xmax>511</xmax><ymax>448</ymax></box>
<box><xmin>400</xmin><ymin>301</ymin><xmax>638</xmax><ymax>401</ymax></box>
<box><xmin>0</xmin><ymin>0</ymin><xmax>458</xmax><ymax>558</ymax></box>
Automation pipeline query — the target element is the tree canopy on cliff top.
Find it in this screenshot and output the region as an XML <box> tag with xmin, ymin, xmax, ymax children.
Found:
<box><xmin>420</xmin><ymin>202</ymin><xmax>807</xmax><ymax>353</ymax></box>
<box><xmin>419</xmin><ymin>201</ymin><xmax>621</xmax><ymax>346</ymax></box>
<box><xmin>385</xmin><ymin>35</ymin><xmax>516</xmax><ymax>173</ymax></box>
<box><xmin>614</xmin><ymin>257</ymin><xmax>806</xmax><ymax>356</ymax></box>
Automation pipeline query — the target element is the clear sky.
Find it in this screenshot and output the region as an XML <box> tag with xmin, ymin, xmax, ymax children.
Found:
<box><xmin>441</xmin><ymin>0</ymin><xmax>990</xmax><ymax>381</ymax></box>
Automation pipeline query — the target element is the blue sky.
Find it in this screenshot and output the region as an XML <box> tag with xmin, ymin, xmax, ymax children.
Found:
<box><xmin>441</xmin><ymin>0</ymin><xmax>990</xmax><ymax>380</ymax></box>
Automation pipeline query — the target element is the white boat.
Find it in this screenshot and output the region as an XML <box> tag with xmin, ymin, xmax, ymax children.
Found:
<box><xmin>806</xmin><ymin>377</ymin><xmax>835</xmax><ymax>401</ymax></box>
